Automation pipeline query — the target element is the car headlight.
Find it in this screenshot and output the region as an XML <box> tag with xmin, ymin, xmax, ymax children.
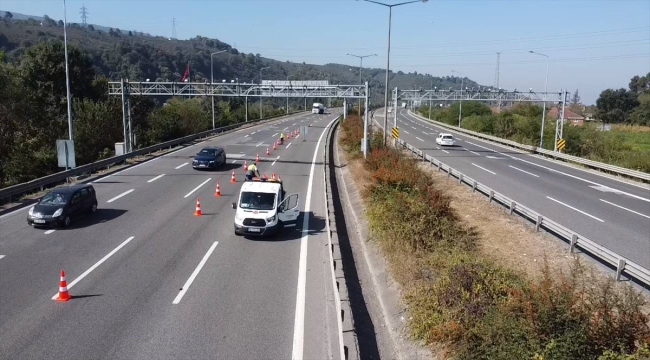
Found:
<box><xmin>29</xmin><ymin>206</ymin><xmax>34</xmax><ymax>216</ymax></box>
<box><xmin>235</xmin><ymin>213</ymin><xmax>244</xmax><ymax>222</ymax></box>
<box><xmin>266</xmin><ymin>215</ymin><xmax>276</xmax><ymax>223</ymax></box>
<box><xmin>209</xmin><ymin>161</ymin><xmax>215</xmax><ymax>164</ymax></box>
<box><xmin>53</xmin><ymin>208</ymin><xmax>63</xmax><ymax>217</ymax></box>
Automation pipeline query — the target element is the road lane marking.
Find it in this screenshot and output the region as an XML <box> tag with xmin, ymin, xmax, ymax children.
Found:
<box><xmin>51</xmin><ymin>236</ymin><xmax>135</xmax><ymax>299</ymax></box>
<box><xmin>231</xmin><ymin>159</ymin><xmax>238</xmax><ymax>163</ymax></box>
<box><xmin>286</xmin><ymin>143</ymin><xmax>292</xmax><ymax>149</ymax></box>
<box><xmin>172</xmin><ymin>241</ymin><xmax>219</xmax><ymax>305</ymax></box>
<box><xmin>0</xmin><ymin>255</ymin><xmax>4</xmax><ymax>260</ymax></box>
<box><xmin>244</xmin><ymin>134</ymin><xmax>249</xmax><ymax>137</ymax></box>
<box><xmin>404</xmin><ymin>130</ymin><xmax>410</xmax><ymax>135</ymax></box>
<box><xmin>509</xmin><ymin>165</ymin><xmax>539</xmax><ymax>177</ymax></box>
<box><xmin>175</xmin><ymin>162</ymin><xmax>188</xmax><ymax>169</ymax></box>
<box><xmin>599</xmin><ymin>199</ymin><xmax>650</xmax><ymax>220</ymax></box>
<box><xmin>107</xmin><ymin>189</ymin><xmax>134</xmax><ymax>203</ymax></box>
<box><xmin>148</xmin><ymin>174</ymin><xmax>165</xmax><ymax>183</ymax></box>
<box><xmin>470</xmin><ymin>151</ymin><xmax>481</xmax><ymax>156</ymax></box>
<box><xmin>184</xmin><ymin>178</ymin><xmax>212</xmax><ymax>198</ymax></box>
<box><xmin>416</xmin><ymin>137</ymin><xmax>424</xmax><ymax>142</ymax></box>
<box><xmin>292</xmin><ymin>116</ymin><xmax>339</xmax><ymax>360</ymax></box>
<box><xmin>442</xmin><ymin>149</ymin><xmax>449</xmax><ymax>153</ymax></box>
<box><xmin>546</xmin><ymin>196</ymin><xmax>604</xmax><ymax>222</ymax></box>
<box><xmin>256</xmin><ymin>142</ymin><xmax>264</xmax><ymax>147</ymax></box>
<box><xmin>292</xmin><ymin>123</ymin><xmax>297</xmax><ymax>126</ymax></box>
<box><xmin>283</xmin><ymin>127</ymin><xmax>288</xmax><ymax>130</ymax></box>
<box><xmin>251</xmin><ymin>131</ymin><xmax>256</xmax><ymax>135</ymax></box>
<box><xmin>472</xmin><ymin>163</ymin><xmax>496</xmax><ymax>175</ymax></box>
<box><xmin>422</xmin><ymin>132</ymin><xmax>429</xmax><ymax>135</ymax></box>
<box><xmin>44</xmin><ymin>230</ymin><xmax>56</xmax><ymax>235</ymax></box>
<box><xmin>272</xmin><ymin>133</ymin><xmax>278</xmax><ymax>137</ymax></box>
<box><xmin>272</xmin><ymin>156</ymin><xmax>280</xmax><ymax>166</ymax></box>
<box><xmin>295</xmin><ymin>135</ymin><xmax>300</xmax><ymax>139</ymax></box>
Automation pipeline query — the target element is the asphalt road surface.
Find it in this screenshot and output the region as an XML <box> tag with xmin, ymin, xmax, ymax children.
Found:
<box><xmin>0</xmin><ymin>111</ymin><xmax>342</xmax><ymax>360</ymax></box>
<box><xmin>375</xmin><ymin>108</ymin><xmax>650</xmax><ymax>270</ymax></box>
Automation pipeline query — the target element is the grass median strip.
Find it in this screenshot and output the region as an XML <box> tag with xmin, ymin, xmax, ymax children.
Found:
<box><xmin>338</xmin><ymin>115</ymin><xmax>650</xmax><ymax>360</ymax></box>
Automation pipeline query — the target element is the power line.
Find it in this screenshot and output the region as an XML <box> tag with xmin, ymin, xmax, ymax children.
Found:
<box><xmin>397</xmin><ymin>53</ymin><xmax>650</xmax><ymax>68</ymax></box>
<box><xmin>79</xmin><ymin>4</ymin><xmax>88</xmax><ymax>27</ymax></box>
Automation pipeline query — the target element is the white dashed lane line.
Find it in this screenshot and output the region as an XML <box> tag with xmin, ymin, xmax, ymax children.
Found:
<box><xmin>175</xmin><ymin>162</ymin><xmax>188</xmax><ymax>169</ymax></box>
<box><xmin>44</xmin><ymin>230</ymin><xmax>56</xmax><ymax>235</ymax></box>
<box><xmin>107</xmin><ymin>189</ymin><xmax>135</xmax><ymax>203</ymax></box>
<box><xmin>147</xmin><ymin>174</ymin><xmax>165</xmax><ymax>183</ymax></box>
<box><xmin>547</xmin><ymin>196</ymin><xmax>604</xmax><ymax>222</ymax></box>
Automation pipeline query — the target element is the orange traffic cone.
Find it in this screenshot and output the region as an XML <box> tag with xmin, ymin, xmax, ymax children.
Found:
<box><xmin>214</xmin><ymin>182</ymin><xmax>221</xmax><ymax>197</ymax></box>
<box><xmin>54</xmin><ymin>269</ymin><xmax>71</xmax><ymax>302</ymax></box>
<box><xmin>243</xmin><ymin>160</ymin><xmax>248</xmax><ymax>173</ymax></box>
<box><xmin>271</xmin><ymin>173</ymin><xmax>276</xmax><ymax>180</ymax></box>
<box><xmin>266</xmin><ymin>147</ymin><xmax>270</xmax><ymax>156</ymax></box>
<box><xmin>263</xmin><ymin>173</ymin><xmax>268</xmax><ymax>180</ymax></box>
<box><xmin>256</xmin><ymin>153</ymin><xmax>260</xmax><ymax>163</ymax></box>
<box><xmin>273</xmin><ymin>143</ymin><xmax>277</xmax><ymax>150</ymax></box>
<box><xmin>230</xmin><ymin>170</ymin><xmax>236</xmax><ymax>183</ymax></box>
<box><xmin>194</xmin><ymin>198</ymin><xmax>202</xmax><ymax>216</ymax></box>
<box><xmin>277</xmin><ymin>175</ymin><xmax>282</xmax><ymax>181</ymax></box>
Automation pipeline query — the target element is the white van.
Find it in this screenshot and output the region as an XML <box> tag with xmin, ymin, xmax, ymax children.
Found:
<box><xmin>231</xmin><ymin>178</ymin><xmax>300</xmax><ymax>236</ymax></box>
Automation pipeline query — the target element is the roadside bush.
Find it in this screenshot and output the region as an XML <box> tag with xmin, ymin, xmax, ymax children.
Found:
<box><xmin>339</xmin><ymin>115</ymin><xmax>364</xmax><ymax>156</ymax></box>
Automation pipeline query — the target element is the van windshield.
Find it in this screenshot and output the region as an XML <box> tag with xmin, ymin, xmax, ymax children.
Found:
<box><xmin>239</xmin><ymin>192</ymin><xmax>276</xmax><ymax>210</ymax></box>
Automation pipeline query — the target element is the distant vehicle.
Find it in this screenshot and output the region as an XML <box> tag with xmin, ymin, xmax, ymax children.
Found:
<box><xmin>436</xmin><ymin>133</ymin><xmax>455</xmax><ymax>146</ymax></box>
<box><xmin>232</xmin><ymin>178</ymin><xmax>300</xmax><ymax>236</ymax></box>
<box><xmin>401</xmin><ymin>102</ymin><xmax>407</xmax><ymax>108</ymax></box>
<box><xmin>387</xmin><ymin>108</ymin><xmax>393</xmax><ymax>113</ymax></box>
<box><xmin>27</xmin><ymin>184</ymin><xmax>98</xmax><ymax>228</ymax></box>
<box><xmin>192</xmin><ymin>146</ymin><xmax>226</xmax><ymax>170</ymax></box>
<box><xmin>312</xmin><ymin>103</ymin><xmax>325</xmax><ymax>114</ymax></box>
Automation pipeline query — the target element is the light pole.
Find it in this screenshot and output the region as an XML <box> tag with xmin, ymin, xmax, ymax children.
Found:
<box><xmin>357</xmin><ymin>0</ymin><xmax>428</xmax><ymax>145</ymax></box>
<box><xmin>529</xmin><ymin>50</ymin><xmax>549</xmax><ymax>149</ymax></box>
<box><xmin>451</xmin><ymin>70</ymin><xmax>464</xmax><ymax>127</ymax></box>
<box><xmin>287</xmin><ymin>74</ymin><xmax>296</xmax><ymax>114</ymax></box>
<box><xmin>346</xmin><ymin>53</ymin><xmax>377</xmax><ymax>117</ymax></box>
<box><xmin>259</xmin><ymin>67</ymin><xmax>270</xmax><ymax>119</ymax></box>
<box><xmin>210</xmin><ymin>50</ymin><xmax>227</xmax><ymax>129</ymax></box>
<box><xmin>63</xmin><ymin>0</ymin><xmax>73</xmax><ymax>143</ymax></box>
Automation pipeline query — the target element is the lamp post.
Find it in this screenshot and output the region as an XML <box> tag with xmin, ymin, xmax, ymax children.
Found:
<box><xmin>63</xmin><ymin>0</ymin><xmax>73</xmax><ymax>143</ymax></box>
<box><xmin>210</xmin><ymin>50</ymin><xmax>227</xmax><ymax>129</ymax></box>
<box><xmin>451</xmin><ymin>70</ymin><xmax>464</xmax><ymax>127</ymax></box>
<box><xmin>529</xmin><ymin>50</ymin><xmax>549</xmax><ymax>149</ymax></box>
<box><xmin>357</xmin><ymin>0</ymin><xmax>428</xmax><ymax>145</ymax></box>
<box><xmin>259</xmin><ymin>67</ymin><xmax>270</xmax><ymax>119</ymax></box>
<box><xmin>346</xmin><ymin>53</ymin><xmax>377</xmax><ymax>117</ymax></box>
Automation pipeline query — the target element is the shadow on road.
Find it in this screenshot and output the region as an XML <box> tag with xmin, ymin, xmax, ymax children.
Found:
<box><xmin>66</xmin><ymin>208</ymin><xmax>128</xmax><ymax>229</ymax></box>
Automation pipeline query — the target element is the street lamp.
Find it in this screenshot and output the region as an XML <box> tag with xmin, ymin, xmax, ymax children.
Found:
<box><xmin>346</xmin><ymin>52</ymin><xmax>378</xmax><ymax>117</ymax></box>
<box><xmin>529</xmin><ymin>50</ymin><xmax>549</xmax><ymax>149</ymax></box>
<box><xmin>357</xmin><ymin>0</ymin><xmax>428</xmax><ymax>145</ymax></box>
<box><xmin>259</xmin><ymin>67</ymin><xmax>270</xmax><ymax>119</ymax></box>
<box><xmin>63</xmin><ymin>0</ymin><xmax>73</xmax><ymax>143</ymax></box>
<box><xmin>451</xmin><ymin>70</ymin><xmax>464</xmax><ymax>127</ymax></box>
<box><xmin>211</xmin><ymin>50</ymin><xmax>228</xmax><ymax>129</ymax></box>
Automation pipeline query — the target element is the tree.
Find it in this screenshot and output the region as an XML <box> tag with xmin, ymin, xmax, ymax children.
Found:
<box><xmin>3</xmin><ymin>11</ymin><xmax>13</xmax><ymax>20</ymax></box>
<box><xmin>87</xmin><ymin>24</ymin><xmax>94</xmax><ymax>31</ymax></box>
<box><xmin>128</xmin><ymin>31</ymin><xmax>133</xmax><ymax>36</ymax></box>
<box><xmin>595</xmin><ymin>88</ymin><xmax>638</xmax><ymax>124</ymax></box>
<box><xmin>571</xmin><ymin>89</ymin><xmax>581</xmax><ymax>105</ymax></box>
<box><xmin>58</xmin><ymin>20</ymin><xmax>64</xmax><ymax>26</ymax></box>
<box><xmin>629</xmin><ymin>73</ymin><xmax>650</xmax><ymax>95</ymax></box>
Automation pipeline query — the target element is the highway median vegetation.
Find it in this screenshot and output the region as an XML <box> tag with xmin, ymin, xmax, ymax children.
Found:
<box><xmin>0</xmin><ymin>41</ymin><xmax>288</xmax><ymax>189</ymax></box>
<box><xmin>416</xmin><ymin>73</ymin><xmax>650</xmax><ymax>174</ymax></box>
<box><xmin>339</xmin><ymin>115</ymin><xmax>650</xmax><ymax>359</ymax></box>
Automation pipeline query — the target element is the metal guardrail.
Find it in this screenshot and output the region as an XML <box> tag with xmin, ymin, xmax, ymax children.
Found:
<box><xmin>395</xmin><ymin>137</ymin><xmax>650</xmax><ymax>288</ymax></box>
<box><xmin>0</xmin><ymin>111</ymin><xmax>306</xmax><ymax>203</ymax></box>
<box><xmin>406</xmin><ymin>110</ymin><xmax>650</xmax><ymax>182</ymax></box>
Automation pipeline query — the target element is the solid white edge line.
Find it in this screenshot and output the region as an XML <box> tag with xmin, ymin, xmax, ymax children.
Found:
<box><xmin>147</xmin><ymin>174</ymin><xmax>165</xmax><ymax>183</ymax></box>
<box><xmin>52</xmin><ymin>236</ymin><xmax>135</xmax><ymax>299</ymax></box>
<box><xmin>472</xmin><ymin>163</ymin><xmax>497</xmax><ymax>175</ymax></box>
<box><xmin>106</xmin><ymin>189</ymin><xmax>135</xmax><ymax>203</ymax></box>
<box><xmin>546</xmin><ymin>196</ymin><xmax>605</xmax><ymax>222</ymax></box>
<box><xmin>172</xmin><ymin>241</ymin><xmax>219</xmax><ymax>305</ymax></box>
<box><xmin>175</xmin><ymin>162</ymin><xmax>188</xmax><ymax>169</ymax></box>
<box><xmin>291</xmin><ymin>115</ymin><xmax>339</xmax><ymax>360</ymax></box>
<box><xmin>184</xmin><ymin>178</ymin><xmax>212</xmax><ymax>199</ymax></box>
<box><xmin>509</xmin><ymin>165</ymin><xmax>540</xmax><ymax>177</ymax></box>
<box><xmin>599</xmin><ymin>199</ymin><xmax>650</xmax><ymax>220</ymax></box>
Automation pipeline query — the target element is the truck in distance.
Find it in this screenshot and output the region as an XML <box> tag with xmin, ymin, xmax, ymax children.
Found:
<box><xmin>312</xmin><ymin>103</ymin><xmax>325</xmax><ymax>114</ymax></box>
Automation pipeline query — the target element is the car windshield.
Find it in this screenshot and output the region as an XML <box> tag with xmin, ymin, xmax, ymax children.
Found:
<box><xmin>40</xmin><ymin>192</ymin><xmax>69</xmax><ymax>205</ymax></box>
<box><xmin>198</xmin><ymin>149</ymin><xmax>216</xmax><ymax>157</ymax></box>
<box><xmin>239</xmin><ymin>192</ymin><xmax>276</xmax><ymax>210</ymax></box>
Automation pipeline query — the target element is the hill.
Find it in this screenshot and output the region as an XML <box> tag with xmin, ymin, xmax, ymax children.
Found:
<box><xmin>0</xmin><ymin>15</ymin><xmax>485</xmax><ymax>105</ymax></box>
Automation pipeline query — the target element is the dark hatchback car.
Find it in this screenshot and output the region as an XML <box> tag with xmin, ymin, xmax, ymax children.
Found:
<box><xmin>192</xmin><ymin>146</ymin><xmax>227</xmax><ymax>170</ymax></box>
<box><xmin>27</xmin><ymin>184</ymin><xmax>98</xmax><ymax>228</ymax></box>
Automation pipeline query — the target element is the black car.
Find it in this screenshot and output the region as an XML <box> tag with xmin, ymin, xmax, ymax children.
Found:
<box><xmin>27</xmin><ymin>184</ymin><xmax>98</xmax><ymax>228</ymax></box>
<box><xmin>192</xmin><ymin>146</ymin><xmax>227</xmax><ymax>170</ymax></box>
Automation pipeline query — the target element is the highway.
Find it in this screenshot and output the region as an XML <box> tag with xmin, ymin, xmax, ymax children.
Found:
<box><xmin>0</xmin><ymin>112</ymin><xmax>342</xmax><ymax>359</ymax></box>
<box><xmin>375</xmin><ymin>108</ymin><xmax>650</xmax><ymax>270</ymax></box>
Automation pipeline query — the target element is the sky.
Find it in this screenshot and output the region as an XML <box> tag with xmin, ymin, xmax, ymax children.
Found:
<box><xmin>1</xmin><ymin>0</ymin><xmax>649</xmax><ymax>104</ymax></box>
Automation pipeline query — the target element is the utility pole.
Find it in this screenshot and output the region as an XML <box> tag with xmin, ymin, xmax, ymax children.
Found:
<box><xmin>171</xmin><ymin>18</ymin><xmax>177</xmax><ymax>39</ymax></box>
<box><xmin>494</xmin><ymin>51</ymin><xmax>501</xmax><ymax>110</ymax></box>
<box><xmin>79</xmin><ymin>4</ymin><xmax>88</xmax><ymax>27</ymax></box>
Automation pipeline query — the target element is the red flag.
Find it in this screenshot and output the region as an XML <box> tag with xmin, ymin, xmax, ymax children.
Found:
<box><xmin>181</xmin><ymin>63</ymin><xmax>190</xmax><ymax>82</ymax></box>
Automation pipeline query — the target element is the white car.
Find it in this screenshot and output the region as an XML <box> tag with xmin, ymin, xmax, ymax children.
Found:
<box><xmin>436</xmin><ymin>133</ymin><xmax>455</xmax><ymax>146</ymax></box>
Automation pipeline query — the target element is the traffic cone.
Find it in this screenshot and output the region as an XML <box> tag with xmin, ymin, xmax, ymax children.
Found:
<box><xmin>263</xmin><ymin>173</ymin><xmax>268</xmax><ymax>180</ymax></box>
<box><xmin>271</xmin><ymin>173</ymin><xmax>276</xmax><ymax>180</ymax></box>
<box><xmin>214</xmin><ymin>182</ymin><xmax>221</xmax><ymax>197</ymax></box>
<box><xmin>277</xmin><ymin>175</ymin><xmax>282</xmax><ymax>181</ymax></box>
<box><xmin>256</xmin><ymin>153</ymin><xmax>260</xmax><ymax>163</ymax></box>
<box><xmin>266</xmin><ymin>147</ymin><xmax>270</xmax><ymax>156</ymax></box>
<box><xmin>194</xmin><ymin>198</ymin><xmax>202</xmax><ymax>216</ymax></box>
<box><xmin>243</xmin><ymin>160</ymin><xmax>248</xmax><ymax>173</ymax></box>
<box><xmin>295</xmin><ymin>129</ymin><xmax>298</xmax><ymax>136</ymax></box>
<box><xmin>273</xmin><ymin>143</ymin><xmax>277</xmax><ymax>150</ymax></box>
<box><xmin>54</xmin><ymin>269</ymin><xmax>71</xmax><ymax>302</ymax></box>
<box><xmin>231</xmin><ymin>170</ymin><xmax>236</xmax><ymax>183</ymax></box>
